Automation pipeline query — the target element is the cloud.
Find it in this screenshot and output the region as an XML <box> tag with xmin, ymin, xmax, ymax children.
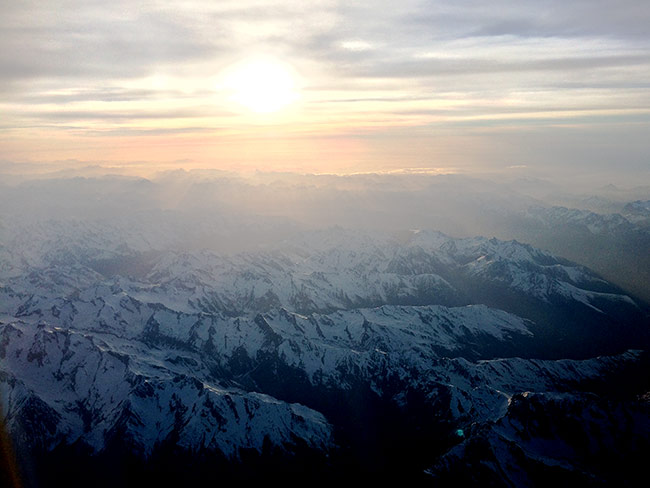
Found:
<box><xmin>0</xmin><ymin>3</ymin><xmax>223</xmax><ymax>83</ymax></box>
<box><xmin>403</xmin><ymin>1</ymin><xmax>650</xmax><ymax>40</ymax></box>
<box><xmin>340</xmin><ymin>53</ymin><xmax>650</xmax><ymax>79</ymax></box>
<box><xmin>1</xmin><ymin>1</ymin><xmax>649</xmax><ymax>175</ymax></box>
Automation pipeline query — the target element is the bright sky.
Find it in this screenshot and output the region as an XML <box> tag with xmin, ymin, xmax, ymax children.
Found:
<box><xmin>1</xmin><ymin>0</ymin><xmax>650</xmax><ymax>178</ymax></box>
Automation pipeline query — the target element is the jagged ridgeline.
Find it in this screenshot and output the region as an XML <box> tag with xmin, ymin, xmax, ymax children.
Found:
<box><xmin>1</xmin><ymin>216</ymin><xmax>649</xmax><ymax>485</ymax></box>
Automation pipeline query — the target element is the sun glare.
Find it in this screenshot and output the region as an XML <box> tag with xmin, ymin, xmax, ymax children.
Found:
<box><xmin>223</xmin><ymin>59</ymin><xmax>300</xmax><ymax>114</ymax></box>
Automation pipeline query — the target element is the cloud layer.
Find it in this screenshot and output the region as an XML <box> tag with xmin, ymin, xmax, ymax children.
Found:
<box><xmin>1</xmin><ymin>0</ymin><xmax>649</xmax><ymax>175</ymax></box>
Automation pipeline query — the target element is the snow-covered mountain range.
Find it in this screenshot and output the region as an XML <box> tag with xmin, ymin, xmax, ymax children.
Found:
<box><xmin>1</xmin><ymin>211</ymin><xmax>649</xmax><ymax>484</ymax></box>
<box><xmin>0</xmin><ymin>214</ymin><xmax>648</xmax><ymax>482</ymax></box>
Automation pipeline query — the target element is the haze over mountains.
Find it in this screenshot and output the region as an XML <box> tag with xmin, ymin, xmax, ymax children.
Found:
<box><xmin>2</xmin><ymin>166</ymin><xmax>648</xmax><ymax>300</ymax></box>
<box><xmin>1</xmin><ymin>169</ymin><xmax>649</xmax><ymax>485</ymax></box>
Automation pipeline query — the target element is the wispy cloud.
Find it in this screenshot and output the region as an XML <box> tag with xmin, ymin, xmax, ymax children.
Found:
<box><xmin>1</xmin><ymin>0</ymin><xmax>649</xmax><ymax>175</ymax></box>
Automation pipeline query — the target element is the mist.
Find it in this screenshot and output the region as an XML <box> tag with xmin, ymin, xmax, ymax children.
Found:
<box><xmin>1</xmin><ymin>164</ymin><xmax>648</xmax><ymax>303</ymax></box>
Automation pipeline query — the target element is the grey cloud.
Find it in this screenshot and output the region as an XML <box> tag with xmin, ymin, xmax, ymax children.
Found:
<box><xmin>6</xmin><ymin>88</ymin><xmax>204</xmax><ymax>104</ymax></box>
<box><xmin>405</xmin><ymin>1</ymin><xmax>650</xmax><ymax>40</ymax></box>
<box><xmin>279</xmin><ymin>0</ymin><xmax>650</xmax><ymax>99</ymax></box>
<box><xmin>310</xmin><ymin>95</ymin><xmax>434</xmax><ymax>104</ymax></box>
<box><xmin>343</xmin><ymin>54</ymin><xmax>650</xmax><ymax>79</ymax></box>
<box><xmin>387</xmin><ymin>105</ymin><xmax>650</xmax><ymax>117</ymax></box>
<box><xmin>4</xmin><ymin>1</ymin><xmax>650</xmax><ymax>87</ymax></box>
<box><xmin>0</xmin><ymin>2</ymin><xmax>225</xmax><ymax>83</ymax></box>
<box><xmin>17</xmin><ymin>107</ymin><xmax>221</xmax><ymax>122</ymax></box>
<box><xmin>78</xmin><ymin>127</ymin><xmax>220</xmax><ymax>137</ymax></box>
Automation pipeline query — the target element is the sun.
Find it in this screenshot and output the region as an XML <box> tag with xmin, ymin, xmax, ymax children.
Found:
<box><xmin>223</xmin><ymin>58</ymin><xmax>300</xmax><ymax>114</ymax></box>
